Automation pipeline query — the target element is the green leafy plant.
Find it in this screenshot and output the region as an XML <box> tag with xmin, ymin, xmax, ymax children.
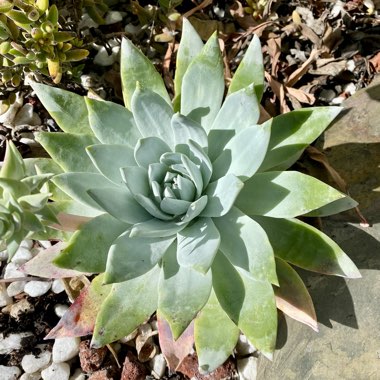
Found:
<box><xmin>30</xmin><ymin>19</ymin><xmax>360</xmax><ymax>372</ymax></box>
<box><xmin>0</xmin><ymin>0</ymin><xmax>88</xmax><ymax>87</ymax></box>
<box><xmin>0</xmin><ymin>140</ymin><xmax>57</xmax><ymax>258</ymax></box>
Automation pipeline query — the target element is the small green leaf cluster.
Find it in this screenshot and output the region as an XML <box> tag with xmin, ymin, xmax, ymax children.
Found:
<box><xmin>0</xmin><ymin>0</ymin><xmax>89</xmax><ymax>87</ymax></box>
<box><xmin>30</xmin><ymin>19</ymin><xmax>360</xmax><ymax>373</ymax></box>
<box><xmin>0</xmin><ymin>140</ymin><xmax>57</xmax><ymax>259</ymax></box>
<box><xmin>82</xmin><ymin>0</ymin><xmax>109</xmax><ymax>25</ymax></box>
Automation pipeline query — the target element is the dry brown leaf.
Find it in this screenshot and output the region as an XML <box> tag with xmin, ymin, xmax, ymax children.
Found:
<box><xmin>369</xmin><ymin>51</ymin><xmax>380</xmax><ymax>72</ymax></box>
<box><xmin>286</xmin><ymin>49</ymin><xmax>320</xmax><ymax>87</ymax></box>
<box><xmin>309</xmin><ymin>58</ymin><xmax>347</xmax><ymax>76</ymax></box>
<box><xmin>286</xmin><ymin>86</ymin><xmax>316</xmax><ymax>105</ymax></box>
<box><xmin>267</xmin><ymin>37</ymin><xmax>281</xmax><ymax>76</ymax></box>
<box><xmin>135</xmin><ymin>324</ymin><xmax>158</xmax><ymax>363</ymax></box>
<box><xmin>229</xmin><ymin>0</ymin><xmax>258</xmax><ymax>30</ymax></box>
<box><xmin>183</xmin><ymin>0</ymin><xmax>213</xmax><ymax>19</ymax></box>
<box><xmin>52</xmin><ymin>213</ymin><xmax>92</xmax><ymax>232</ymax></box>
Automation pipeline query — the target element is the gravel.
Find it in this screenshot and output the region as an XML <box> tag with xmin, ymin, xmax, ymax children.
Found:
<box><xmin>41</xmin><ymin>362</ymin><xmax>71</xmax><ymax>380</ymax></box>
<box><xmin>0</xmin><ymin>365</ymin><xmax>22</xmax><ymax>380</ymax></box>
<box><xmin>24</xmin><ymin>281</ymin><xmax>52</xmax><ymax>297</ymax></box>
<box><xmin>52</xmin><ymin>337</ymin><xmax>81</xmax><ymax>363</ymax></box>
<box><xmin>21</xmin><ymin>344</ymin><xmax>51</xmax><ymax>373</ymax></box>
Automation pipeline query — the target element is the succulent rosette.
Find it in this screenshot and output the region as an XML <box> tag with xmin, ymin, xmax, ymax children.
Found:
<box><xmin>0</xmin><ymin>140</ymin><xmax>56</xmax><ymax>257</ymax></box>
<box><xmin>32</xmin><ymin>20</ymin><xmax>360</xmax><ymax>372</ymax></box>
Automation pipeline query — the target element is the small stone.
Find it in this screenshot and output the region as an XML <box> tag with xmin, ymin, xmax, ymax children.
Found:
<box><xmin>54</xmin><ymin>304</ymin><xmax>68</xmax><ymax>318</ymax></box>
<box><xmin>20</xmin><ymin>240</ymin><xmax>33</xmax><ymax>250</ymax></box>
<box><xmin>52</xmin><ymin>279</ymin><xmax>65</xmax><ymax>294</ymax></box>
<box><xmin>52</xmin><ymin>337</ymin><xmax>81</xmax><ymax>363</ymax></box>
<box><xmin>121</xmin><ymin>352</ymin><xmax>147</xmax><ymax>380</ymax></box>
<box><xmin>4</xmin><ymin>262</ymin><xmax>24</xmax><ymax>279</ymax></box>
<box><xmin>21</xmin><ymin>345</ymin><xmax>52</xmax><ymax>373</ymax></box>
<box><xmin>0</xmin><ymin>332</ymin><xmax>33</xmax><ymax>355</ymax></box>
<box><xmin>0</xmin><ymin>365</ymin><xmax>21</xmax><ymax>380</ymax></box>
<box><xmin>149</xmin><ymin>353</ymin><xmax>166</xmax><ymax>379</ymax></box>
<box><xmin>235</xmin><ymin>334</ymin><xmax>257</xmax><ymax>356</ymax></box>
<box><xmin>24</xmin><ymin>281</ymin><xmax>51</xmax><ymax>297</ymax></box>
<box><xmin>69</xmin><ymin>368</ymin><xmax>86</xmax><ymax>380</ymax></box>
<box><xmin>94</xmin><ymin>47</ymin><xmax>116</xmax><ymax>66</ymax></box>
<box><xmin>88</xmin><ymin>370</ymin><xmax>112</xmax><ymax>380</ymax></box>
<box><xmin>79</xmin><ymin>340</ymin><xmax>107</xmax><ymax>373</ymax></box>
<box><xmin>0</xmin><ymin>284</ymin><xmax>13</xmax><ymax>307</ymax></box>
<box><xmin>0</xmin><ymin>250</ymin><xmax>8</xmax><ymax>261</ymax></box>
<box><xmin>38</xmin><ymin>241</ymin><xmax>52</xmax><ymax>249</ymax></box>
<box><xmin>104</xmin><ymin>11</ymin><xmax>123</xmax><ymax>25</ymax></box>
<box><xmin>19</xmin><ymin>372</ymin><xmax>42</xmax><ymax>380</ymax></box>
<box><xmin>237</xmin><ymin>356</ymin><xmax>258</xmax><ymax>380</ymax></box>
<box><xmin>11</xmin><ymin>246</ymin><xmax>33</xmax><ymax>264</ymax></box>
<box><xmin>6</xmin><ymin>281</ymin><xmax>26</xmax><ymax>297</ymax></box>
<box><xmin>41</xmin><ymin>362</ymin><xmax>70</xmax><ymax>380</ymax></box>
<box><xmin>10</xmin><ymin>298</ymin><xmax>34</xmax><ymax>319</ymax></box>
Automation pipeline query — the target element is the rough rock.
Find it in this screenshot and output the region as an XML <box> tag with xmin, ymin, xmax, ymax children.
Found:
<box><xmin>10</xmin><ymin>298</ymin><xmax>34</xmax><ymax>319</ymax></box>
<box><xmin>120</xmin><ymin>352</ymin><xmax>147</xmax><ymax>380</ymax></box>
<box><xmin>0</xmin><ymin>365</ymin><xmax>21</xmax><ymax>380</ymax></box>
<box><xmin>52</xmin><ymin>337</ymin><xmax>81</xmax><ymax>363</ymax></box>
<box><xmin>41</xmin><ymin>362</ymin><xmax>70</xmax><ymax>380</ymax></box>
<box><xmin>21</xmin><ymin>344</ymin><xmax>52</xmax><ymax>373</ymax></box>
<box><xmin>79</xmin><ymin>340</ymin><xmax>108</xmax><ymax>373</ymax></box>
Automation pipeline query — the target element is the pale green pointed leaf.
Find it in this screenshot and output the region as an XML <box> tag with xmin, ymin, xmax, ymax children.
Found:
<box><xmin>181</xmin><ymin>195</ymin><xmax>208</xmax><ymax>223</ymax></box>
<box><xmin>159</xmin><ymin>245</ymin><xmax>212</xmax><ymax>339</ymax></box>
<box><xmin>0</xmin><ymin>140</ymin><xmax>25</xmax><ymax>180</ymax></box>
<box><xmin>92</xmin><ymin>266</ymin><xmax>160</xmax><ymax>347</ymax></box>
<box><xmin>54</xmin><ymin>213</ymin><xmax>129</xmax><ymax>273</ymax></box>
<box><xmin>85</xmin><ymin>97</ymin><xmax>141</xmax><ymax>146</ymax></box>
<box><xmin>259</xmin><ymin>107</ymin><xmax>343</xmax><ymax>172</ymax></box>
<box><xmin>18</xmin><ymin>193</ymin><xmax>50</xmax><ymax>210</ymax></box>
<box><xmin>274</xmin><ymin>258</ymin><xmax>318</xmax><ymax>332</ymax></box>
<box><xmin>181</xmin><ymin>33</ymin><xmax>224</xmax><ymax>130</ymax></box>
<box><xmin>21</xmin><ymin>173</ymin><xmax>53</xmax><ymax>193</ymax></box>
<box><xmin>135</xmin><ymin>194</ymin><xmax>173</xmax><ymax>220</ymax></box>
<box><xmin>86</xmin><ymin>144</ymin><xmax>135</xmax><ymax>185</ymax></box>
<box><xmin>251</xmin><ymin>216</ymin><xmax>361</xmax><ymax>278</ymax></box>
<box><xmin>88</xmin><ymin>186</ymin><xmax>151</xmax><ymax>224</ymax></box>
<box><xmin>31</xmin><ymin>82</ymin><xmax>91</xmax><ymax>134</ymax></box>
<box><xmin>188</xmin><ymin>140</ymin><xmax>212</xmax><ymax>188</ymax></box>
<box><xmin>51</xmin><ymin>199</ymin><xmax>102</xmax><ymax>218</ymax></box>
<box><xmin>35</xmin><ymin>132</ymin><xmax>99</xmax><ymax>173</ymax></box>
<box><xmin>134</xmin><ymin>137</ymin><xmax>172</xmax><ymax>168</ymax></box>
<box><xmin>174</xmin><ymin>18</ymin><xmax>204</xmax><ymax>100</ymax></box>
<box><xmin>121</xmin><ymin>166</ymin><xmax>149</xmax><ymax>197</ymax></box>
<box><xmin>172</xmin><ymin>113</ymin><xmax>208</xmax><ymax>148</ymax></box>
<box><xmin>160</xmin><ymin>198</ymin><xmax>191</xmax><ymax>215</ymax></box>
<box><xmin>130</xmin><ymin>218</ymin><xmax>187</xmax><ymax>238</ymax></box>
<box><xmin>207</xmin><ymin>130</ymin><xmax>236</xmax><ymax>162</ymax></box>
<box><xmin>195</xmin><ymin>290</ymin><xmax>239</xmax><ymax>374</ymax></box>
<box><xmin>179</xmin><ymin>154</ymin><xmax>203</xmax><ymax>197</ymax></box>
<box><xmin>52</xmin><ymin>172</ymin><xmax>113</xmax><ymax>211</ymax></box>
<box><xmin>236</xmin><ymin>171</ymin><xmax>347</xmax><ymax>218</ymax></box>
<box><xmin>201</xmin><ymin>174</ymin><xmax>243</xmax><ymax>217</ymax></box>
<box><xmin>121</xmin><ymin>38</ymin><xmax>171</xmax><ymax>110</ymax></box>
<box><xmin>177</xmin><ymin>217</ymin><xmax>220</xmax><ymax>273</ymax></box>
<box><xmin>105</xmin><ymin>232</ymin><xmax>175</xmax><ymax>283</ymax></box>
<box><xmin>304</xmin><ymin>196</ymin><xmax>358</xmax><ymax>217</ymax></box>
<box><xmin>228</xmin><ymin>35</ymin><xmax>264</xmax><ymax>100</ymax></box>
<box><xmin>131</xmin><ymin>86</ymin><xmax>174</xmax><ymax>147</ymax></box>
<box><xmin>213</xmin><ymin>207</ymin><xmax>277</xmax><ymax>284</ymax></box>
<box><xmin>211</xmin><ymin>83</ymin><xmax>260</xmax><ymax>132</ymax></box>
<box><xmin>0</xmin><ymin>178</ymin><xmax>29</xmax><ymax>198</ymax></box>
<box><xmin>212</xmin><ymin>252</ymin><xmax>277</xmax><ymax>356</ymax></box>
<box><xmin>211</xmin><ymin>122</ymin><xmax>271</xmax><ymax>181</ymax></box>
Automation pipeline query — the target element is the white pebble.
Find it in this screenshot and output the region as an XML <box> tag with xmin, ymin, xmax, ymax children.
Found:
<box><xmin>19</xmin><ymin>372</ymin><xmax>42</xmax><ymax>380</ymax></box>
<box><xmin>20</xmin><ymin>240</ymin><xmax>33</xmax><ymax>250</ymax></box>
<box><xmin>6</xmin><ymin>281</ymin><xmax>26</xmax><ymax>297</ymax></box>
<box><xmin>54</xmin><ymin>304</ymin><xmax>69</xmax><ymax>318</ymax></box>
<box><xmin>11</xmin><ymin>246</ymin><xmax>33</xmax><ymax>264</ymax></box>
<box><xmin>94</xmin><ymin>47</ymin><xmax>116</xmax><ymax>66</ymax></box>
<box><xmin>24</xmin><ymin>281</ymin><xmax>51</xmax><ymax>297</ymax></box>
<box><xmin>21</xmin><ymin>345</ymin><xmax>52</xmax><ymax>373</ymax></box>
<box><xmin>105</xmin><ymin>11</ymin><xmax>123</xmax><ymax>24</ymax></box>
<box><xmin>38</xmin><ymin>241</ymin><xmax>52</xmax><ymax>249</ymax></box>
<box><xmin>0</xmin><ymin>284</ymin><xmax>12</xmax><ymax>307</ymax></box>
<box><xmin>150</xmin><ymin>353</ymin><xmax>166</xmax><ymax>379</ymax></box>
<box><xmin>0</xmin><ymin>250</ymin><xmax>8</xmax><ymax>261</ymax></box>
<box><xmin>52</xmin><ymin>279</ymin><xmax>65</xmax><ymax>294</ymax></box>
<box><xmin>52</xmin><ymin>337</ymin><xmax>80</xmax><ymax>363</ymax></box>
<box><xmin>235</xmin><ymin>334</ymin><xmax>257</xmax><ymax>356</ymax></box>
<box><xmin>4</xmin><ymin>262</ymin><xmax>24</xmax><ymax>279</ymax></box>
<box><xmin>237</xmin><ymin>356</ymin><xmax>258</xmax><ymax>380</ymax></box>
<box><xmin>0</xmin><ymin>332</ymin><xmax>33</xmax><ymax>355</ymax></box>
<box><xmin>69</xmin><ymin>368</ymin><xmax>86</xmax><ymax>380</ymax></box>
<box><xmin>41</xmin><ymin>362</ymin><xmax>70</xmax><ymax>380</ymax></box>
<box><xmin>0</xmin><ymin>365</ymin><xmax>21</xmax><ymax>380</ymax></box>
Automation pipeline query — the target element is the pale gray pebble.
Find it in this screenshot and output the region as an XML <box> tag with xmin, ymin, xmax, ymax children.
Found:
<box><xmin>6</xmin><ymin>281</ymin><xmax>26</xmax><ymax>297</ymax></box>
<box><xmin>4</xmin><ymin>262</ymin><xmax>24</xmax><ymax>279</ymax></box>
<box><xmin>11</xmin><ymin>246</ymin><xmax>33</xmax><ymax>264</ymax></box>
<box><xmin>51</xmin><ymin>279</ymin><xmax>65</xmax><ymax>294</ymax></box>
<box><xmin>0</xmin><ymin>283</ymin><xmax>12</xmax><ymax>307</ymax></box>
<box><xmin>54</xmin><ymin>304</ymin><xmax>69</xmax><ymax>318</ymax></box>
<box><xmin>19</xmin><ymin>372</ymin><xmax>42</xmax><ymax>380</ymax></box>
<box><xmin>0</xmin><ymin>332</ymin><xmax>33</xmax><ymax>355</ymax></box>
<box><xmin>149</xmin><ymin>353</ymin><xmax>166</xmax><ymax>379</ymax></box>
<box><xmin>0</xmin><ymin>365</ymin><xmax>21</xmax><ymax>380</ymax></box>
<box><xmin>0</xmin><ymin>250</ymin><xmax>8</xmax><ymax>261</ymax></box>
<box><xmin>24</xmin><ymin>281</ymin><xmax>52</xmax><ymax>297</ymax></box>
<box><xmin>41</xmin><ymin>362</ymin><xmax>70</xmax><ymax>380</ymax></box>
<box><xmin>52</xmin><ymin>337</ymin><xmax>80</xmax><ymax>363</ymax></box>
<box><xmin>38</xmin><ymin>241</ymin><xmax>52</xmax><ymax>249</ymax></box>
<box><xmin>237</xmin><ymin>356</ymin><xmax>258</xmax><ymax>380</ymax></box>
<box><xmin>104</xmin><ymin>10</ymin><xmax>123</xmax><ymax>24</ymax></box>
<box><xmin>235</xmin><ymin>334</ymin><xmax>257</xmax><ymax>356</ymax></box>
<box><xmin>21</xmin><ymin>344</ymin><xmax>52</xmax><ymax>373</ymax></box>
<box><xmin>94</xmin><ymin>47</ymin><xmax>116</xmax><ymax>66</ymax></box>
<box><xmin>69</xmin><ymin>368</ymin><xmax>86</xmax><ymax>380</ymax></box>
<box><xmin>20</xmin><ymin>240</ymin><xmax>33</xmax><ymax>250</ymax></box>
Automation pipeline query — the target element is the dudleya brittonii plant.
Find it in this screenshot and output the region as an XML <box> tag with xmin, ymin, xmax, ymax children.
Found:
<box><xmin>0</xmin><ymin>140</ymin><xmax>56</xmax><ymax>257</ymax></box>
<box><xmin>31</xmin><ymin>19</ymin><xmax>360</xmax><ymax>372</ymax></box>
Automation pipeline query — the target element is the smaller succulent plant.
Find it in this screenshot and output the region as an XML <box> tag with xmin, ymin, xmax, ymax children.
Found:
<box><xmin>0</xmin><ymin>140</ymin><xmax>57</xmax><ymax>258</ymax></box>
<box><xmin>0</xmin><ymin>0</ymin><xmax>88</xmax><ymax>85</ymax></box>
